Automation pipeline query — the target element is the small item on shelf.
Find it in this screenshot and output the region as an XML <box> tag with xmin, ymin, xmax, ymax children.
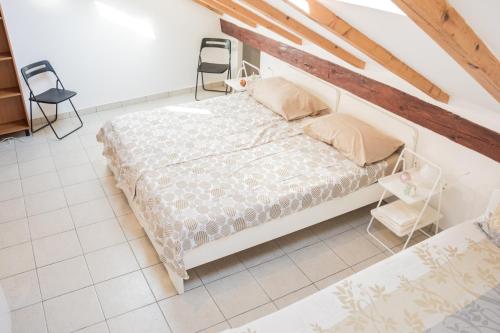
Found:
<box><xmin>404</xmin><ymin>183</ymin><xmax>417</xmax><ymax>197</ymax></box>
<box><xmin>399</xmin><ymin>171</ymin><xmax>411</xmax><ymax>183</ymax></box>
<box><xmin>225</xmin><ymin>61</ymin><xmax>261</xmax><ymax>93</ymax></box>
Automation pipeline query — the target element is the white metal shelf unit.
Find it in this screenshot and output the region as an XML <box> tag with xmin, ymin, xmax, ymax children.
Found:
<box><xmin>224</xmin><ymin>60</ymin><xmax>261</xmax><ymax>92</ymax></box>
<box><xmin>367</xmin><ymin>148</ymin><xmax>443</xmax><ymax>253</ymax></box>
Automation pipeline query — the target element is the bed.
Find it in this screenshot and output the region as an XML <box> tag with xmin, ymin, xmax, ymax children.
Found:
<box><xmin>97</xmin><ymin>89</ymin><xmax>417</xmax><ymax>294</ymax></box>
<box><xmin>223</xmin><ymin>196</ymin><xmax>500</xmax><ymax>333</ymax></box>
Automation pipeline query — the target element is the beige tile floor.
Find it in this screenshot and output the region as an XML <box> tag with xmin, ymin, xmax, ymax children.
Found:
<box><xmin>0</xmin><ymin>90</ymin><xmax>427</xmax><ymax>333</ymax></box>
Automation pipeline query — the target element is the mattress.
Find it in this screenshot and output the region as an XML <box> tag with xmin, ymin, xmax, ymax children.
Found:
<box><xmin>97</xmin><ymin>93</ymin><xmax>395</xmax><ymax>278</ymax></box>
<box><xmin>224</xmin><ymin>220</ymin><xmax>500</xmax><ymax>332</ymax></box>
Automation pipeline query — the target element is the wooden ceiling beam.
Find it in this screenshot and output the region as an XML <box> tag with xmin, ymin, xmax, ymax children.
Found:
<box><xmin>212</xmin><ymin>0</ymin><xmax>302</xmax><ymax>45</ymax></box>
<box><xmin>392</xmin><ymin>0</ymin><xmax>500</xmax><ymax>102</ymax></box>
<box><xmin>285</xmin><ymin>0</ymin><xmax>449</xmax><ymax>103</ymax></box>
<box><xmin>241</xmin><ymin>0</ymin><xmax>365</xmax><ymax>69</ymax></box>
<box><xmin>193</xmin><ymin>0</ymin><xmax>257</xmax><ymax>28</ymax></box>
<box><xmin>192</xmin><ymin>0</ymin><xmax>223</xmax><ymax>15</ymax></box>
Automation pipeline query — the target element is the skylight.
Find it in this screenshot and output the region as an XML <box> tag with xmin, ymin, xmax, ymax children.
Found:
<box><xmin>334</xmin><ymin>0</ymin><xmax>406</xmax><ymax>15</ymax></box>
<box><xmin>288</xmin><ymin>0</ymin><xmax>310</xmax><ymax>12</ymax></box>
<box><xmin>288</xmin><ymin>0</ymin><xmax>405</xmax><ymax>16</ymax></box>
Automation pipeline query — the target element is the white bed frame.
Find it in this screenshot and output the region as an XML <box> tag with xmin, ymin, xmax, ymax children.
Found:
<box><xmin>121</xmin><ymin>85</ymin><xmax>418</xmax><ymax>294</ymax></box>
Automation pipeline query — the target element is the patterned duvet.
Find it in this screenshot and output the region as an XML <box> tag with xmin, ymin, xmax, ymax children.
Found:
<box><xmin>97</xmin><ymin>93</ymin><xmax>393</xmax><ymax>278</ymax></box>
<box><xmin>224</xmin><ymin>220</ymin><xmax>500</xmax><ymax>332</ymax></box>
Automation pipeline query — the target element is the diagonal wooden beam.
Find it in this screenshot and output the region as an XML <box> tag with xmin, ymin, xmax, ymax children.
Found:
<box><xmin>220</xmin><ymin>19</ymin><xmax>500</xmax><ymax>162</ymax></box>
<box><xmin>192</xmin><ymin>0</ymin><xmax>223</xmax><ymax>15</ymax></box>
<box><xmin>213</xmin><ymin>0</ymin><xmax>302</xmax><ymax>44</ymax></box>
<box><xmin>392</xmin><ymin>0</ymin><xmax>500</xmax><ymax>102</ymax></box>
<box><xmin>284</xmin><ymin>0</ymin><xmax>449</xmax><ymax>103</ymax></box>
<box><xmin>193</xmin><ymin>0</ymin><xmax>257</xmax><ymax>28</ymax></box>
<box><xmin>241</xmin><ymin>0</ymin><xmax>365</xmax><ymax>69</ymax></box>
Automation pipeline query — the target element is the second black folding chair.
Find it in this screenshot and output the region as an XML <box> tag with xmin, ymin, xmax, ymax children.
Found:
<box><xmin>195</xmin><ymin>38</ymin><xmax>232</xmax><ymax>101</ymax></box>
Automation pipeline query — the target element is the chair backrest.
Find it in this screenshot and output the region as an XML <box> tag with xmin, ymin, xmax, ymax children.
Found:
<box><xmin>200</xmin><ymin>38</ymin><xmax>231</xmax><ymax>51</ymax></box>
<box><xmin>21</xmin><ymin>60</ymin><xmax>57</xmax><ymax>82</ymax></box>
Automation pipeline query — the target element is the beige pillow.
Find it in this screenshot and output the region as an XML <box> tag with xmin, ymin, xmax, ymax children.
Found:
<box><xmin>248</xmin><ymin>77</ymin><xmax>328</xmax><ymax>121</ymax></box>
<box><xmin>304</xmin><ymin>113</ymin><xmax>404</xmax><ymax>166</ymax></box>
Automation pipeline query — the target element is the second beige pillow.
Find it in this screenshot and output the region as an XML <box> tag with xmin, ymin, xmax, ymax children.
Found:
<box><xmin>304</xmin><ymin>113</ymin><xmax>403</xmax><ymax>166</ymax></box>
<box><xmin>248</xmin><ymin>77</ymin><xmax>328</xmax><ymax>121</ymax></box>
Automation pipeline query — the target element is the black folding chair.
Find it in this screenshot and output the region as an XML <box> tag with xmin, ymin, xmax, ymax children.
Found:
<box><xmin>195</xmin><ymin>38</ymin><xmax>232</xmax><ymax>101</ymax></box>
<box><xmin>21</xmin><ymin>60</ymin><xmax>83</xmax><ymax>140</ymax></box>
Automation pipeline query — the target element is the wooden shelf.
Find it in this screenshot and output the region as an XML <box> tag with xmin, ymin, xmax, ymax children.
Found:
<box><xmin>0</xmin><ymin>4</ymin><xmax>29</xmax><ymax>137</ymax></box>
<box><xmin>0</xmin><ymin>119</ymin><xmax>29</xmax><ymax>136</ymax></box>
<box><xmin>0</xmin><ymin>87</ymin><xmax>21</xmax><ymax>100</ymax></box>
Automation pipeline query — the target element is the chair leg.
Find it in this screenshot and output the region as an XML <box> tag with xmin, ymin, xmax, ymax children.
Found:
<box><xmin>201</xmin><ymin>72</ymin><xmax>207</xmax><ymax>91</ymax></box>
<box><xmin>54</xmin><ymin>99</ymin><xmax>83</xmax><ymax>140</ymax></box>
<box><xmin>30</xmin><ymin>102</ymin><xmax>58</xmax><ymax>134</ymax></box>
<box><xmin>195</xmin><ymin>71</ymin><xmax>200</xmax><ymax>101</ymax></box>
<box><xmin>32</xmin><ymin>100</ymin><xmax>83</xmax><ymax>140</ymax></box>
<box><xmin>225</xmin><ymin>70</ymin><xmax>230</xmax><ymax>95</ymax></box>
<box><xmin>200</xmin><ymin>71</ymin><xmax>232</xmax><ymax>94</ymax></box>
<box><xmin>30</xmin><ymin>100</ymin><xmax>33</xmax><ymax>133</ymax></box>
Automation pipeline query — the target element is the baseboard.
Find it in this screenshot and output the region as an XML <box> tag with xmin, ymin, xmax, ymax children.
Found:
<box><xmin>31</xmin><ymin>81</ymin><xmax>225</xmax><ymax>126</ymax></box>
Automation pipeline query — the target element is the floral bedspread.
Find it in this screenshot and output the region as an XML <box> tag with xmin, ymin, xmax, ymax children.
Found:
<box><xmin>224</xmin><ymin>220</ymin><xmax>500</xmax><ymax>332</ymax></box>
<box><xmin>97</xmin><ymin>93</ymin><xmax>391</xmax><ymax>278</ymax></box>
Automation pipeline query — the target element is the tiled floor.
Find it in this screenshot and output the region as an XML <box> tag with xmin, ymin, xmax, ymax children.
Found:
<box><xmin>0</xmin><ymin>90</ymin><xmax>427</xmax><ymax>333</ymax></box>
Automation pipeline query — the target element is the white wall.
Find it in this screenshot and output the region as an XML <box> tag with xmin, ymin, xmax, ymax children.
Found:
<box><xmin>262</xmin><ymin>53</ymin><xmax>500</xmax><ymax>228</ymax></box>
<box><xmin>0</xmin><ymin>0</ymin><xmax>235</xmax><ymax>117</ymax></box>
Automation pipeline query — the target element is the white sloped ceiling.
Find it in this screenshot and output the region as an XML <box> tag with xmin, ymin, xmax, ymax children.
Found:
<box><xmin>229</xmin><ymin>0</ymin><xmax>500</xmax><ymax>130</ymax></box>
